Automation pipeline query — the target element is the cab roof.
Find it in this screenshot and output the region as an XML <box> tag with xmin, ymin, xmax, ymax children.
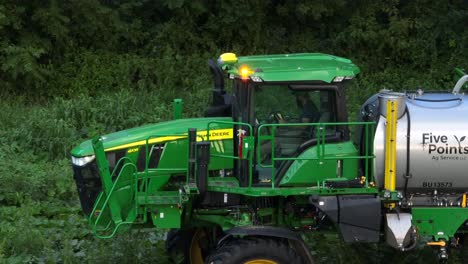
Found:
<box><xmin>222</xmin><ymin>53</ymin><xmax>360</xmax><ymax>83</ymax></box>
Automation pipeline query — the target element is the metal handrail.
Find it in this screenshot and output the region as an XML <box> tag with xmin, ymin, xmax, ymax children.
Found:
<box><xmin>207</xmin><ymin>121</ymin><xmax>254</xmax><ymax>188</ymax></box>
<box><xmin>89</xmin><ymin>159</ymin><xmax>138</xmax><ymax>238</ymax></box>
<box><xmin>257</xmin><ymin>121</ymin><xmax>376</xmax><ymax>189</ymax></box>
<box><xmin>89</xmin><ymin>155</ymin><xmax>135</xmax><ymax>223</ymax></box>
<box><xmin>90</xmin><ymin>132</ymin><xmax>196</xmax><ymax>238</ymax></box>
<box><xmin>142</xmin><ymin>133</ymin><xmax>205</xmax><ymax>202</ymax></box>
<box><xmin>89</xmin><ymin>128</ymin><xmax>220</xmax><ymax>238</ymax></box>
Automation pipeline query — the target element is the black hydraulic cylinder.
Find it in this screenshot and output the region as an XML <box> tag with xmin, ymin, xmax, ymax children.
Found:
<box><xmin>196</xmin><ymin>141</ymin><xmax>210</xmax><ymax>195</ymax></box>
<box><xmin>188</xmin><ymin>128</ymin><xmax>197</xmax><ymax>183</ymax></box>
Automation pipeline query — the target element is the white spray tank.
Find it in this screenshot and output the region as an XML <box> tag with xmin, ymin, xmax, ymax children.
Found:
<box><xmin>360</xmin><ymin>76</ymin><xmax>468</xmax><ymax>192</ymax></box>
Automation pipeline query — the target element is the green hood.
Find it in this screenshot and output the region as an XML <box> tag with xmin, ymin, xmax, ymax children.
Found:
<box><xmin>70</xmin><ymin>117</ymin><xmax>232</xmax><ymax>157</ymax></box>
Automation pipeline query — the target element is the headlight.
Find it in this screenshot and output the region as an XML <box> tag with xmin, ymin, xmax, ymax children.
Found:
<box><xmin>250</xmin><ymin>76</ymin><xmax>263</xmax><ymax>82</ymax></box>
<box><xmin>333</xmin><ymin>76</ymin><xmax>345</xmax><ymax>82</ymax></box>
<box><xmin>72</xmin><ymin>155</ymin><xmax>95</xmax><ymax>166</ymax></box>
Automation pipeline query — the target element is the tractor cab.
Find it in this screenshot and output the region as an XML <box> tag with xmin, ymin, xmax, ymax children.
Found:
<box><xmin>207</xmin><ymin>53</ymin><xmax>360</xmax><ymax>187</ymax></box>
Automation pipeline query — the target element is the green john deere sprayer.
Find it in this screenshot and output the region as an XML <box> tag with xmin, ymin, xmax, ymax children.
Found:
<box><xmin>71</xmin><ymin>52</ymin><xmax>468</xmax><ymax>263</ymax></box>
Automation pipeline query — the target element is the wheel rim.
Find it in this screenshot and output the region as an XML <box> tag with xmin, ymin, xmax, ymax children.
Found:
<box><xmin>189</xmin><ymin>229</ymin><xmax>205</xmax><ymax>264</ymax></box>
<box><xmin>244</xmin><ymin>260</ymin><xmax>278</xmax><ymax>264</ymax></box>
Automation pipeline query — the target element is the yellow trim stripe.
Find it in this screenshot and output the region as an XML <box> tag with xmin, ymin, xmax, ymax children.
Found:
<box><xmin>384</xmin><ymin>100</ymin><xmax>398</xmax><ymax>191</ymax></box>
<box><xmin>105</xmin><ymin>128</ymin><xmax>233</xmax><ymax>152</ymax></box>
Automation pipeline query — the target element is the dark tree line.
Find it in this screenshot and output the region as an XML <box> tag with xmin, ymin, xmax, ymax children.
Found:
<box><xmin>0</xmin><ymin>0</ymin><xmax>467</xmax><ymax>98</ymax></box>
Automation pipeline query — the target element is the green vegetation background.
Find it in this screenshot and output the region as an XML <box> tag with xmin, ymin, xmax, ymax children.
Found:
<box><xmin>0</xmin><ymin>0</ymin><xmax>467</xmax><ymax>263</ymax></box>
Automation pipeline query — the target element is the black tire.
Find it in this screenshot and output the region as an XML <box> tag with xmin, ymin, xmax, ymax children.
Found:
<box><xmin>165</xmin><ymin>229</ymin><xmax>195</xmax><ymax>264</ymax></box>
<box><xmin>462</xmin><ymin>234</ymin><xmax>468</xmax><ymax>263</ymax></box>
<box><xmin>205</xmin><ymin>237</ymin><xmax>304</xmax><ymax>264</ymax></box>
<box><xmin>166</xmin><ymin>228</ymin><xmax>208</xmax><ymax>264</ymax></box>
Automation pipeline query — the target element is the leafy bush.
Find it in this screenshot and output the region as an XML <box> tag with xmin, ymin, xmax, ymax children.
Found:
<box><xmin>0</xmin><ymin>89</ymin><xmax>181</xmax><ymax>159</ymax></box>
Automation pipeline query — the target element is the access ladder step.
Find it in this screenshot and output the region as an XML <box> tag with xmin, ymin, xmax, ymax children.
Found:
<box><xmin>137</xmin><ymin>192</ymin><xmax>180</xmax><ymax>205</ymax></box>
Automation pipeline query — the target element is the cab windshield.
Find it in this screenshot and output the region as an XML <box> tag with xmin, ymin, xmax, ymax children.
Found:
<box><xmin>254</xmin><ymin>84</ymin><xmax>339</xmax><ymax>164</ymax></box>
<box><xmin>254</xmin><ymin>85</ymin><xmax>337</xmax><ymax>126</ymax></box>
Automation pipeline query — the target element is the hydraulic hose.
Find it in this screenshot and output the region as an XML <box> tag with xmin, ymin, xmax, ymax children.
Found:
<box><xmin>208</xmin><ymin>59</ymin><xmax>225</xmax><ymax>106</ymax></box>
<box><xmin>401</xmin><ymin>229</ymin><xmax>419</xmax><ymax>252</ymax></box>
<box><xmin>452</xmin><ymin>75</ymin><xmax>468</xmax><ymax>94</ymax></box>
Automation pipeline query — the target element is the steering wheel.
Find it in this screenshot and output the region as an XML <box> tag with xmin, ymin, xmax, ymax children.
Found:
<box><xmin>268</xmin><ymin>111</ymin><xmax>285</xmax><ymax>123</ymax></box>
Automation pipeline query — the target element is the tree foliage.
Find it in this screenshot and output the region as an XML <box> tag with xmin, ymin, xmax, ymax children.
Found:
<box><xmin>0</xmin><ymin>0</ymin><xmax>466</xmax><ymax>97</ymax></box>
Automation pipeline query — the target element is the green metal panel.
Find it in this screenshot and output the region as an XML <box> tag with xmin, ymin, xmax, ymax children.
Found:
<box><xmin>88</xmin><ymin>137</ymin><xmax>139</xmax><ymax>238</ymax></box>
<box><xmin>222</xmin><ymin>53</ymin><xmax>360</xmax><ymax>83</ymax></box>
<box><xmin>255</xmin><ymin>122</ymin><xmax>374</xmax><ymax>188</ymax></box>
<box><xmin>156</xmin><ymin>137</ymin><xmax>234</xmax><ymax>171</ymax></box>
<box><xmin>70</xmin><ymin>117</ymin><xmax>234</xmax><ymax>157</ymax></box>
<box><xmin>151</xmin><ymin>205</ymin><xmax>182</xmax><ymax>228</ymax></box>
<box><xmin>412</xmin><ymin>207</ymin><xmax>468</xmax><ymax>240</ymax></box>
<box><xmin>146</xmin><ymin>174</ymin><xmax>171</xmax><ymax>193</ymax></box>
<box><xmin>91</xmin><ymin>137</ymin><xmax>123</xmax><ymax>223</ymax></box>
<box><xmin>207</xmin><ymin>177</ymin><xmax>377</xmax><ymax>197</ymax></box>
<box><xmin>279</xmin><ymin>141</ymin><xmax>359</xmax><ymax>186</ymax></box>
